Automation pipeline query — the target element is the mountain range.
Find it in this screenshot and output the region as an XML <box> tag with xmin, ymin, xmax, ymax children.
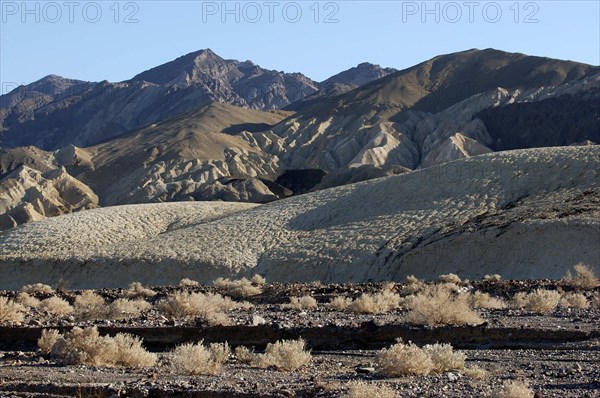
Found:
<box><xmin>0</xmin><ymin>48</ymin><xmax>598</xmax><ymax>230</ymax></box>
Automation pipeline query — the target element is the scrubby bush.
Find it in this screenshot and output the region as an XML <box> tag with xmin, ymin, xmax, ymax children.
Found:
<box><xmin>171</xmin><ymin>341</ymin><xmax>230</xmax><ymax>375</ymax></box>
<box><xmin>21</xmin><ymin>283</ymin><xmax>54</xmax><ymax>294</ymax></box>
<box><xmin>38</xmin><ymin>329</ymin><xmax>60</xmax><ymax>354</ymax></box>
<box><xmin>0</xmin><ymin>298</ymin><xmax>26</xmax><ymax>322</ymax></box>
<box><xmin>491</xmin><ymin>380</ymin><xmax>534</xmax><ymax>398</ymax></box>
<box><xmin>470</xmin><ymin>291</ymin><xmax>507</xmax><ymax>309</ymax></box>
<box><xmin>341</xmin><ymin>381</ymin><xmax>399</xmax><ymax>398</ymax></box>
<box><xmin>213</xmin><ymin>277</ymin><xmax>262</xmax><ymax>297</ymax></box>
<box><xmin>15</xmin><ymin>292</ymin><xmax>41</xmax><ymax>308</ymax></box>
<box><xmin>329</xmin><ymin>296</ymin><xmax>352</xmax><ymax>310</ymax></box>
<box><xmin>375</xmin><ymin>340</ymin><xmax>465</xmax><ymax>377</ymax></box>
<box><xmin>49</xmin><ymin>327</ymin><xmax>156</xmax><ymax>367</ymax></box>
<box><xmin>375</xmin><ymin>341</ymin><xmax>433</xmax><ymax>376</ymax></box>
<box><xmin>349</xmin><ymin>290</ymin><xmax>402</xmax><ymax>314</ymax></box>
<box><xmin>40</xmin><ymin>297</ymin><xmax>73</xmax><ymax>316</ymax></box>
<box><xmin>123</xmin><ymin>282</ymin><xmax>156</xmax><ymax>299</ymax></box>
<box><xmin>439</xmin><ymin>273</ymin><xmax>461</xmax><ymax>284</ymax></box>
<box><xmin>483</xmin><ymin>274</ymin><xmax>502</xmax><ymax>282</ymax></box>
<box><xmin>463</xmin><ymin>365</ymin><xmax>489</xmax><ymax>379</ymax></box>
<box><xmin>512</xmin><ymin>289</ymin><xmax>561</xmax><ymax>314</ymax></box>
<box><xmin>285</xmin><ymin>296</ymin><xmax>318</xmax><ymax>310</ymax></box>
<box><xmin>401</xmin><ymin>275</ymin><xmax>425</xmax><ymax>295</ymax></box>
<box><xmin>559</xmin><ymin>292</ymin><xmax>589</xmax><ymax>309</ymax></box>
<box><xmin>563</xmin><ymin>263</ymin><xmax>599</xmax><ymax>290</ymax></box>
<box><xmin>237</xmin><ymin>339</ymin><xmax>311</xmax><ymax>371</ymax></box>
<box><xmin>405</xmin><ymin>284</ymin><xmax>482</xmax><ymax>325</ymax></box>
<box><xmin>157</xmin><ymin>291</ymin><xmax>247</xmax><ymax>326</ymax></box>
<box><xmin>251</xmin><ymin>274</ymin><xmax>267</xmax><ymax>285</ymax></box>
<box><xmin>74</xmin><ymin>291</ymin><xmax>107</xmax><ymax>320</ymax></box>
<box><xmin>109</xmin><ymin>299</ymin><xmax>151</xmax><ymax>320</ymax></box>
<box><xmin>178</xmin><ymin>278</ymin><xmax>199</xmax><ymax>287</ymax></box>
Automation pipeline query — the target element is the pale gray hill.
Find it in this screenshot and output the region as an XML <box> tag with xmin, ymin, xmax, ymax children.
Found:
<box><xmin>0</xmin><ymin>146</ymin><xmax>597</xmax><ymax>289</ymax></box>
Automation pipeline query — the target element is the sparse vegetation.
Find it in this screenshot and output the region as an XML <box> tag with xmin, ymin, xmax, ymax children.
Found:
<box><xmin>171</xmin><ymin>341</ymin><xmax>230</xmax><ymax>375</ymax></box>
<box><xmin>491</xmin><ymin>379</ymin><xmax>534</xmax><ymax>398</ymax></box>
<box><xmin>213</xmin><ymin>277</ymin><xmax>262</xmax><ymax>298</ymax></box>
<box><xmin>348</xmin><ymin>289</ymin><xmax>402</xmax><ymax>314</ymax></box>
<box><xmin>484</xmin><ymin>274</ymin><xmax>502</xmax><ymax>282</ymax></box>
<box><xmin>250</xmin><ymin>274</ymin><xmax>267</xmax><ymax>285</ymax></box>
<box><xmin>329</xmin><ymin>296</ymin><xmax>352</xmax><ymax>310</ymax></box>
<box><xmin>40</xmin><ymin>297</ymin><xmax>73</xmax><ymax>316</ymax></box>
<box><xmin>463</xmin><ymin>365</ymin><xmax>489</xmax><ymax>379</ymax></box>
<box><xmin>341</xmin><ymin>381</ymin><xmax>399</xmax><ymax>398</ymax></box>
<box><xmin>15</xmin><ymin>292</ymin><xmax>41</xmax><ymax>308</ymax></box>
<box><xmin>563</xmin><ymin>263</ymin><xmax>599</xmax><ymax>290</ymax></box>
<box><xmin>123</xmin><ymin>282</ymin><xmax>156</xmax><ymax>299</ymax></box>
<box><xmin>49</xmin><ymin>327</ymin><xmax>156</xmax><ymax>367</ymax></box>
<box><xmin>401</xmin><ymin>275</ymin><xmax>425</xmax><ymax>295</ymax></box>
<box><xmin>285</xmin><ymin>295</ymin><xmax>318</xmax><ymax>310</ymax></box>
<box><xmin>512</xmin><ymin>289</ymin><xmax>561</xmax><ymax>314</ymax></box>
<box><xmin>559</xmin><ymin>292</ymin><xmax>589</xmax><ymax>309</ymax></box>
<box><xmin>74</xmin><ymin>291</ymin><xmax>107</xmax><ymax>320</ymax></box>
<box><xmin>38</xmin><ymin>329</ymin><xmax>60</xmax><ymax>354</ymax></box>
<box><xmin>237</xmin><ymin>339</ymin><xmax>311</xmax><ymax>371</ymax></box>
<box><xmin>109</xmin><ymin>299</ymin><xmax>151</xmax><ymax>319</ymax></box>
<box><xmin>405</xmin><ymin>284</ymin><xmax>482</xmax><ymax>325</ymax></box>
<box><xmin>470</xmin><ymin>291</ymin><xmax>507</xmax><ymax>309</ymax></box>
<box><xmin>21</xmin><ymin>283</ymin><xmax>54</xmax><ymax>294</ymax></box>
<box><xmin>157</xmin><ymin>291</ymin><xmax>248</xmax><ymax>325</ymax></box>
<box><xmin>178</xmin><ymin>278</ymin><xmax>199</xmax><ymax>287</ymax></box>
<box><xmin>375</xmin><ymin>340</ymin><xmax>465</xmax><ymax>377</ymax></box>
<box><xmin>0</xmin><ymin>297</ymin><xmax>26</xmax><ymax>322</ymax></box>
<box><xmin>439</xmin><ymin>273</ymin><xmax>461</xmax><ymax>284</ymax></box>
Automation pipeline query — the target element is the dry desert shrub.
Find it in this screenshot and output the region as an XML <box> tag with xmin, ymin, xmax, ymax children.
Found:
<box><xmin>563</xmin><ymin>263</ymin><xmax>599</xmax><ymax>290</ymax></box>
<box><xmin>15</xmin><ymin>292</ymin><xmax>41</xmax><ymax>308</ymax></box>
<box><xmin>404</xmin><ymin>284</ymin><xmax>482</xmax><ymax>326</ymax></box>
<box><xmin>375</xmin><ymin>340</ymin><xmax>465</xmax><ymax>377</ymax></box>
<box><xmin>171</xmin><ymin>341</ymin><xmax>230</xmax><ymax>375</ymax></box>
<box><xmin>285</xmin><ymin>295</ymin><xmax>318</xmax><ymax>310</ymax></box>
<box><xmin>38</xmin><ymin>329</ymin><xmax>60</xmax><ymax>354</ymax></box>
<box><xmin>422</xmin><ymin>343</ymin><xmax>466</xmax><ymax>373</ymax></box>
<box><xmin>591</xmin><ymin>293</ymin><xmax>600</xmax><ymax>308</ymax></box>
<box><xmin>0</xmin><ymin>297</ymin><xmax>26</xmax><ymax>322</ymax></box>
<box><xmin>157</xmin><ymin>291</ymin><xmax>246</xmax><ymax>326</ymax></box>
<box><xmin>463</xmin><ymin>365</ymin><xmax>489</xmax><ymax>379</ymax></box>
<box><xmin>109</xmin><ymin>299</ymin><xmax>151</xmax><ymax>319</ymax></box>
<box><xmin>559</xmin><ymin>292</ymin><xmax>589</xmax><ymax>309</ymax></box>
<box><xmin>470</xmin><ymin>291</ymin><xmax>507</xmax><ymax>309</ymax></box>
<box><xmin>21</xmin><ymin>283</ymin><xmax>54</xmax><ymax>294</ymax></box>
<box><xmin>513</xmin><ymin>289</ymin><xmax>561</xmax><ymax>314</ymax></box>
<box><xmin>178</xmin><ymin>278</ymin><xmax>199</xmax><ymax>287</ymax></box>
<box><xmin>40</xmin><ymin>297</ymin><xmax>73</xmax><ymax>316</ymax></box>
<box><xmin>213</xmin><ymin>277</ymin><xmax>262</xmax><ymax>298</ymax></box>
<box><xmin>341</xmin><ymin>381</ymin><xmax>399</xmax><ymax>398</ymax></box>
<box><xmin>439</xmin><ymin>273</ymin><xmax>462</xmax><ymax>284</ymax></box>
<box><xmin>348</xmin><ymin>290</ymin><xmax>402</xmax><ymax>314</ymax></box>
<box><xmin>251</xmin><ymin>274</ymin><xmax>267</xmax><ymax>285</ymax></box>
<box><xmin>375</xmin><ymin>341</ymin><xmax>433</xmax><ymax>376</ymax></box>
<box><xmin>242</xmin><ymin>339</ymin><xmax>311</xmax><ymax>371</ymax></box>
<box><xmin>491</xmin><ymin>379</ymin><xmax>534</xmax><ymax>398</ymax></box>
<box><xmin>49</xmin><ymin>327</ymin><xmax>156</xmax><ymax>367</ymax></box>
<box><xmin>123</xmin><ymin>282</ymin><xmax>156</xmax><ymax>299</ymax></box>
<box><xmin>74</xmin><ymin>291</ymin><xmax>108</xmax><ymax>320</ymax></box>
<box><xmin>234</xmin><ymin>345</ymin><xmax>255</xmax><ymax>364</ymax></box>
<box><xmin>401</xmin><ymin>275</ymin><xmax>425</xmax><ymax>295</ymax></box>
<box><xmin>329</xmin><ymin>296</ymin><xmax>352</xmax><ymax>310</ymax></box>
<box><xmin>483</xmin><ymin>274</ymin><xmax>502</xmax><ymax>282</ymax></box>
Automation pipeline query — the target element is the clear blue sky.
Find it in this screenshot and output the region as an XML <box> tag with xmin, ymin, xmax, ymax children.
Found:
<box><xmin>1</xmin><ymin>1</ymin><xmax>599</xmax><ymax>92</ymax></box>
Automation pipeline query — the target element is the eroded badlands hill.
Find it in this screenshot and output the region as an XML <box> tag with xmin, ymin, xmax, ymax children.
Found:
<box><xmin>0</xmin><ymin>146</ymin><xmax>597</xmax><ymax>289</ymax></box>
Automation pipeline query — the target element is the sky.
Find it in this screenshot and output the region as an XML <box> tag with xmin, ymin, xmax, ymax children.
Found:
<box><xmin>1</xmin><ymin>0</ymin><xmax>599</xmax><ymax>93</ymax></box>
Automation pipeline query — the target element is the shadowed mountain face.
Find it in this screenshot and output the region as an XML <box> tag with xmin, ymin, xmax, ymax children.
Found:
<box><xmin>0</xmin><ymin>48</ymin><xmax>598</xmax><ymax>229</ymax></box>
<box><xmin>0</xmin><ymin>49</ymin><xmax>319</xmax><ymax>150</ymax></box>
